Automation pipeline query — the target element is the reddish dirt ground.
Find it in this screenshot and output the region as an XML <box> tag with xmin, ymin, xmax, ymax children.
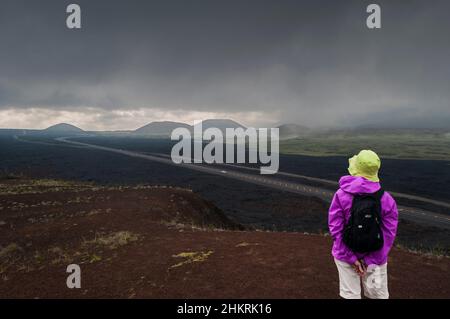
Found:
<box><xmin>0</xmin><ymin>178</ymin><xmax>449</xmax><ymax>299</ymax></box>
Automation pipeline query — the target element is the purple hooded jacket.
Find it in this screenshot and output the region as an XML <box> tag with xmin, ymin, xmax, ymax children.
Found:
<box><xmin>328</xmin><ymin>175</ymin><xmax>399</xmax><ymax>266</ymax></box>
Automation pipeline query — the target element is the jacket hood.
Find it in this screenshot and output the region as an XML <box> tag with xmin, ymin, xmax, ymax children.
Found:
<box><xmin>339</xmin><ymin>175</ymin><xmax>381</xmax><ymax>195</ymax></box>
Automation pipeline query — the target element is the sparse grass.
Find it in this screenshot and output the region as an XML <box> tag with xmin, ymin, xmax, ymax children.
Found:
<box><xmin>0</xmin><ymin>243</ymin><xmax>23</xmax><ymax>274</ymax></box>
<box><xmin>0</xmin><ymin>243</ymin><xmax>21</xmax><ymax>258</ymax></box>
<box><xmin>162</xmin><ymin>220</ymin><xmax>203</xmax><ymax>230</ymax></box>
<box><xmin>29</xmin><ymin>179</ymin><xmax>81</xmax><ymax>187</ymax></box>
<box><xmin>161</xmin><ymin>220</ymin><xmax>228</xmax><ymax>232</ymax></box>
<box><xmin>1</xmin><ymin>242</ymin><xmax>112</xmax><ymax>274</ymax></box>
<box><xmin>0</xmin><ymin>178</ymin><xmax>95</xmax><ymax>195</ymax></box>
<box><xmin>48</xmin><ymin>246</ymin><xmax>73</xmax><ymax>265</ymax></box>
<box><xmin>170</xmin><ymin>250</ymin><xmax>214</xmax><ymax>269</ymax></box>
<box><xmin>395</xmin><ymin>243</ymin><xmax>449</xmax><ymax>258</ymax></box>
<box><xmin>0</xmin><ymin>177</ymin><xmax>190</xmax><ymax>196</ymax></box>
<box><xmin>236</xmin><ymin>242</ymin><xmax>260</xmax><ymax>247</ymax></box>
<box><xmin>67</xmin><ymin>196</ymin><xmax>94</xmax><ymax>204</ymax></box>
<box><xmin>83</xmin><ymin>231</ymin><xmax>140</xmax><ymax>249</ymax></box>
<box><xmin>89</xmin><ymin>254</ymin><xmax>102</xmax><ymax>263</ymax></box>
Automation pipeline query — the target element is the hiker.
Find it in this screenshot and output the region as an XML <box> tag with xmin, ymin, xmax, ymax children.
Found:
<box><xmin>328</xmin><ymin>150</ymin><xmax>398</xmax><ymax>299</ymax></box>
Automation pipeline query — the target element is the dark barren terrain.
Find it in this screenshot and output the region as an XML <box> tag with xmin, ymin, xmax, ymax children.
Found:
<box><xmin>0</xmin><ymin>132</ymin><xmax>449</xmax><ymax>298</ymax></box>
<box><xmin>0</xmin><ymin>177</ymin><xmax>448</xmax><ymax>298</ymax></box>
<box><xmin>1</xmin><ymin>133</ymin><xmax>449</xmax><ymax>253</ymax></box>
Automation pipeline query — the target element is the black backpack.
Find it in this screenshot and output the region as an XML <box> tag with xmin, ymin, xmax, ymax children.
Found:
<box><xmin>343</xmin><ymin>189</ymin><xmax>384</xmax><ymax>253</ymax></box>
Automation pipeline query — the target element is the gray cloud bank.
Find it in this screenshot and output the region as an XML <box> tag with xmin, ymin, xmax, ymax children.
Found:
<box><xmin>1</xmin><ymin>0</ymin><xmax>449</xmax><ymax>129</ymax></box>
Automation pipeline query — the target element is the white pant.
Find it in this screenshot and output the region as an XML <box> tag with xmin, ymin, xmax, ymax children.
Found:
<box><xmin>334</xmin><ymin>258</ymin><xmax>389</xmax><ymax>299</ymax></box>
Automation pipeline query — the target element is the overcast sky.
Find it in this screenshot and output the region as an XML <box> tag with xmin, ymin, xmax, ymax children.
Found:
<box><xmin>0</xmin><ymin>0</ymin><xmax>449</xmax><ymax>130</ymax></box>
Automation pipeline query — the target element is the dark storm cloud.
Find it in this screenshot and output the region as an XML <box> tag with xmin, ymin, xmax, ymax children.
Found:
<box><xmin>0</xmin><ymin>0</ymin><xmax>449</xmax><ymax>128</ymax></box>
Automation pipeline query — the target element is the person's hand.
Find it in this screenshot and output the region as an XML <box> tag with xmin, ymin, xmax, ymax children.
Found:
<box><xmin>353</xmin><ymin>260</ymin><xmax>367</xmax><ymax>276</ymax></box>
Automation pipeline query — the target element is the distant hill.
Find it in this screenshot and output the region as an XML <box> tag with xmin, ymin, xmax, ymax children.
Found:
<box><xmin>278</xmin><ymin>123</ymin><xmax>310</xmax><ymax>139</ymax></box>
<box><xmin>43</xmin><ymin>123</ymin><xmax>84</xmax><ymax>134</ymax></box>
<box><xmin>134</xmin><ymin>121</ymin><xmax>192</xmax><ymax>136</ymax></box>
<box><xmin>195</xmin><ymin>119</ymin><xmax>246</xmax><ymax>132</ymax></box>
<box><xmin>135</xmin><ymin>119</ymin><xmax>247</xmax><ymax>137</ymax></box>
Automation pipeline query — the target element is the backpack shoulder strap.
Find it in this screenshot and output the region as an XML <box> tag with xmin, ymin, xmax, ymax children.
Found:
<box><xmin>373</xmin><ymin>188</ymin><xmax>384</xmax><ymax>201</ymax></box>
<box><xmin>372</xmin><ymin>188</ymin><xmax>384</xmax><ymax>222</ymax></box>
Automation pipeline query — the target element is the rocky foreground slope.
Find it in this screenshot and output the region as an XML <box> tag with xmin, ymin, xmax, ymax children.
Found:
<box><xmin>0</xmin><ymin>177</ymin><xmax>448</xmax><ymax>298</ymax></box>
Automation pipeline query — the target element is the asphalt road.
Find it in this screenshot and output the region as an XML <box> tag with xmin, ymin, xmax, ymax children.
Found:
<box><xmin>53</xmin><ymin>137</ymin><xmax>450</xmax><ymax>230</ymax></box>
